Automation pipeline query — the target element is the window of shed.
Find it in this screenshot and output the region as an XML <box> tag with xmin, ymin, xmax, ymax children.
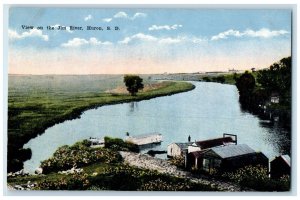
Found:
<box><xmin>203</xmin><ymin>159</ymin><xmax>210</xmax><ymax>171</ymax></box>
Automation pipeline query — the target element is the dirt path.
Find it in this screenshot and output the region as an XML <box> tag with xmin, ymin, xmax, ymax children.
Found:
<box><xmin>120</xmin><ymin>151</ymin><xmax>242</xmax><ymax>191</ymax></box>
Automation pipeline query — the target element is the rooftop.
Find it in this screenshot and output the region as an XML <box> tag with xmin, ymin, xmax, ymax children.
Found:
<box><xmin>209</xmin><ymin>144</ymin><xmax>255</xmax><ymax>159</ymax></box>
<box><xmin>174</xmin><ymin>142</ymin><xmax>193</xmax><ymax>150</ymax></box>
<box><xmin>195</xmin><ymin>137</ymin><xmax>234</xmax><ymax>149</ymax></box>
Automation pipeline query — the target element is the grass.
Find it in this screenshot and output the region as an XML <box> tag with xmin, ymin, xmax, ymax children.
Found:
<box><xmin>8</xmin><ymin>75</ymin><xmax>195</xmax><ymax>172</ymax></box>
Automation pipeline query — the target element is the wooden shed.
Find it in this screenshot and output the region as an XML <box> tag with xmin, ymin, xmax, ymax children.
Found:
<box><xmin>270</xmin><ymin>155</ymin><xmax>291</xmax><ymax>179</ymax></box>
<box><xmin>187</xmin><ymin>144</ymin><xmax>269</xmax><ymax>172</ymax></box>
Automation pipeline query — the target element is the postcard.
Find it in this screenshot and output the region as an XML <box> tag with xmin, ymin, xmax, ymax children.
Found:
<box><xmin>5</xmin><ymin>5</ymin><xmax>293</xmax><ymax>193</ymax></box>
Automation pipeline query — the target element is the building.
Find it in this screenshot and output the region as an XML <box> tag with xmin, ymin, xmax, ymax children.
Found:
<box><xmin>270</xmin><ymin>92</ymin><xmax>280</xmax><ymax>104</ymax></box>
<box><xmin>187</xmin><ymin>144</ymin><xmax>269</xmax><ymax>172</ymax></box>
<box><xmin>188</xmin><ymin>135</ymin><xmax>236</xmax><ymax>153</ymax></box>
<box><xmin>168</xmin><ymin>134</ymin><xmax>237</xmax><ymax>158</ymax></box>
<box><xmin>167</xmin><ymin>142</ymin><xmax>193</xmax><ymax>158</ymax></box>
<box><xmin>270</xmin><ymin>155</ymin><xmax>291</xmax><ymax>179</ymax></box>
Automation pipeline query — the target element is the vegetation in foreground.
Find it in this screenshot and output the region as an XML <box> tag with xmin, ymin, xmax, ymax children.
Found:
<box><xmin>8</xmin><ymin>74</ymin><xmax>195</xmax><ymax>173</ymax></box>
<box><xmin>8</xmin><ymin>140</ymin><xmax>217</xmax><ymax>191</ymax></box>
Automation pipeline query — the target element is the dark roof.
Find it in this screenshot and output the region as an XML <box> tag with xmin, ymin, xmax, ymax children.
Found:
<box><xmin>189</xmin><ymin>150</ymin><xmax>208</xmax><ymax>158</ymax></box>
<box><xmin>271</xmin><ymin>155</ymin><xmax>291</xmax><ymax>167</ymax></box>
<box><xmin>195</xmin><ymin>137</ymin><xmax>234</xmax><ymax>149</ymax></box>
<box><xmin>174</xmin><ymin>142</ymin><xmax>193</xmax><ymax>150</ymax></box>
<box><xmin>208</xmin><ymin>144</ymin><xmax>255</xmax><ymax>159</ymax></box>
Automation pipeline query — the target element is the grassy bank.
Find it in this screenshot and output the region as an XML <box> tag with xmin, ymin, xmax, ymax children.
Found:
<box><xmin>8</xmin><ymin>75</ymin><xmax>195</xmax><ymax>172</ymax></box>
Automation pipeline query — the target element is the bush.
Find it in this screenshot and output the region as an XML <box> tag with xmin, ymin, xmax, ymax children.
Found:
<box><xmin>169</xmin><ymin>156</ymin><xmax>185</xmax><ymax>169</ymax></box>
<box><xmin>40</xmin><ymin>141</ymin><xmax>122</xmax><ymax>174</ymax></box>
<box><xmin>222</xmin><ymin>165</ymin><xmax>290</xmax><ymax>191</ymax></box>
<box><xmin>35</xmin><ymin>172</ymin><xmax>90</xmax><ymax>190</ymax></box>
<box><xmin>104</xmin><ymin>136</ymin><xmax>139</xmax><ymax>152</ymax></box>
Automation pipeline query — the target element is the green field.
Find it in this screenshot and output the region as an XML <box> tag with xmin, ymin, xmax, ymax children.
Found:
<box><xmin>8</xmin><ymin>75</ymin><xmax>195</xmax><ymax>172</ymax></box>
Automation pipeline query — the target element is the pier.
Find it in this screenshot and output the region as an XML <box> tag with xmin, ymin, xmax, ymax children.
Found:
<box><xmin>125</xmin><ymin>133</ymin><xmax>162</xmax><ymax>146</ymax></box>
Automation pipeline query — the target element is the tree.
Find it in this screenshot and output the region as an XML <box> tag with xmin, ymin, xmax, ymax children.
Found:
<box><xmin>123</xmin><ymin>75</ymin><xmax>144</xmax><ymax>96</ymax></box>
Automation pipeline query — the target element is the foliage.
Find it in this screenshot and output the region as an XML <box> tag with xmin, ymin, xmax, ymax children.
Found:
<box><xmin>139</xmin><ymin>178</ymin><xmax>192</xmax><ymax>191</ymax></box>
<box><xmin>12</xmin><ymin>161</ymin><xmax>218</xmax><ymax>191</ymax></box>
<box><xmin>40</xmin><ymin>140</ymin><xmax>122</xmax><ymax>174</ymax></box>
<box><xmin>104</xmin><ymin>136</ymin><xmax>139</xmax><ymax>152</ymax></box>
<box><xmin>222</xmin><ymin>165</ymin><xmax>290</xmax><ymax>191</ymax></box>
<box><xmin>257</xmin><ymin>56</ymin><xmax>291</xmax><ymax>106</ymax></box>
<box><xmin>123</xmin><ymin>75</ymin><xmax>144</xmax><ymax>96</ymax></box>
<box><xmin>169</xmin><ymin>156</ymin><xmax>185</xmax><ymax>169</ymax></box>
<box><xmin>34</xmin><ymin>172</ymin><xmax>90</xmax><ymax>190</ymax></box>
<box><xmin>212</xmin><ymin>76</ymin><xmax>225</xmax><ymax>84</ymax></box>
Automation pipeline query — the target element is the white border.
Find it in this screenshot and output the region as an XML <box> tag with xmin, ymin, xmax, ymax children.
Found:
<box><xmin>1</xmin><ymin>1</ymin><xmax>299</xmax><ymax>199</ymax></box>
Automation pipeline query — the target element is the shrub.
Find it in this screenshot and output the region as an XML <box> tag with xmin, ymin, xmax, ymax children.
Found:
<box><xmin>222</xmin><ymin>165</ymin><xmax>290</xmax><ymax>191</ymax></box>
<box><xmin>40</xmin><ymin>141</ymin><xmax>122</xmax><ymax>174</ymax></box>
<box><xmin>104</xmin><ymin>136</ymin><xmax>139</xmax><ymax>152</ymax></box>
<box><xmin>169</xmin><ymin>156</ymin><xmax>185</xmax><ymax>169</ymax></box>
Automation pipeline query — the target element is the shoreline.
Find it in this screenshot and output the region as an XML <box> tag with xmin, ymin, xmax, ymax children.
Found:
<box><xmin>8</xmin><ymin>81</ymin><xmax>195</xmax><ymax>173</ymax></box>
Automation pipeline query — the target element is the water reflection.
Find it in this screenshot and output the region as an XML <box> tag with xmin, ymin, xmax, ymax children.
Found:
<box><xmin>129</xmin><ymin>102</ymin><xmax>139</xmax><ymax>113</ymax></box>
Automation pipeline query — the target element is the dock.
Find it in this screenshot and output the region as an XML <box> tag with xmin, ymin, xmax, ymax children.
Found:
<box><xmin>125</xmin><ymin>133</ymin><xmax>162</xmax><ymax>146</ymax></box>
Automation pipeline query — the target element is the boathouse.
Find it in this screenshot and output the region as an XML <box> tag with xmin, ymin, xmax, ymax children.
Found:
<box><xmin>270</xmin><ymin>155</ymin><xmax>290</xmax><ymax>179</ymax></box>
<box><xmin>187</xmin><ymin>144</ymin><xmax>269</xmax><ymax>172</ymax></box>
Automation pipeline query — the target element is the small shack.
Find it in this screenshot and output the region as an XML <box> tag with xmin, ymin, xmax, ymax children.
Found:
<box><xmin>187</xmin><ymin>144</ymin><xmax>269</xmax><ymax>172</ymax></box>
<box><xmin>270</xmin><ymin>155</ymin><xmax>291</xmax><ymax>179</ymax></box>
<box><xmin>270</xmin><ymin>92</ymin><xmax>280</xmax><ymax>104</ymax></box>
<box><xmin>167</xmin><ymin>142</ymin><xmax>193</xmax><ymax>158</ymax></box>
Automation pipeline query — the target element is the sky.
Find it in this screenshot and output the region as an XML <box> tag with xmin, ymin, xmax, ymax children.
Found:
<box><xmin>8</xmin><ymin>7</ymin><xmax>292</xmax><ymax>74</ymax></box>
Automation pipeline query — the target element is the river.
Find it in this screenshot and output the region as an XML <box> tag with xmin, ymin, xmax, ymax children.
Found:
<box><xmin>23</xmin><ymin>82</ymin><xmax>290</xmax><ymax>173</ymax></box>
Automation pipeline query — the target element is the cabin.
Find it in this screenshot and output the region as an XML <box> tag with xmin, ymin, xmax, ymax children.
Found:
<box><xmin>187</xmin><ymin>144</ymin><xmax>269</xmax><ymax>172</ymax></box>
<box><xmin>167</xmin><ymin>142</ymin><xmax>193</xmax><ymax>158</ymax></box>
<box><xmin>270</xmin><ymin>155</ymin><xmax>291</xmax><ymax>179</ymax></box>
<box><xmin>188</xmin><ymin>134</ymin><xmax>237</xmax><ymax>153</ymax></box>
<box><xmin>270</xmin><ymin>92</ymin><xmax>280</xmax><ymax>104</ymax></box>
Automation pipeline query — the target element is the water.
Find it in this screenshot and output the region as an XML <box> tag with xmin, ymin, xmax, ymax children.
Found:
<box><xmin>23</xmin><ymin>82</ymin><xmax>290</xmax><ymax>173</ymax></box>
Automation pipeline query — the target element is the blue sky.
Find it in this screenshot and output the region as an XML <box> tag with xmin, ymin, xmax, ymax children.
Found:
<box><xmin>8</xmin><ymin>7</ymin><xmax>292</xmax><ymax>74</ymax></box>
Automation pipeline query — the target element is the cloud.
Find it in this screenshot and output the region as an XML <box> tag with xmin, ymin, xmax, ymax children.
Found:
<box><xmin>9</xmin><ymin>28</ymin><xmax>49</xmax><ymax>41</ymax></box>
<box><xmin>118</xmin><ymin>33</ymin><xmax>204</xmax><ymax>45</ymax></box>
<box><xmin>113</xmin><ymin>11</ymin><xmax>128</xmax><ymax>19</ymax></box>
<box><xmin>102</xmin><ymin>18</ymin><xmax>112</xmax><ymax>22</ymax></box>
<box><xmin>132</xmin><ymin>12</ymin><xmax>147</xmax><ymax>20</ymax></box>
<box><xmin>84</xmin><ymin>14</ymin><xmax>93</xmax><ymax>21</ymax></box>
<box><xmin>211</xmin><ymin>28</ymin><xmax>288</xmax><ymax>41</ymax></box>
<box><xmin>119</xmin><ymin>33</ymin><xmax>157</xmax><ymax>44</ymax></box>
<box><xmin>61</xmin><ymin>37</ymin><xmax>112</xmax><ymax>47</ymax></box>
<box><xmin>149</xmin><ymin>24</ymin><xmax>183</xmax><ymax>31</ymax></box>
<box><xmin>112</xmin><ymin>11</ymin><xmax>147</xmax><ymax>21</ymax></box>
